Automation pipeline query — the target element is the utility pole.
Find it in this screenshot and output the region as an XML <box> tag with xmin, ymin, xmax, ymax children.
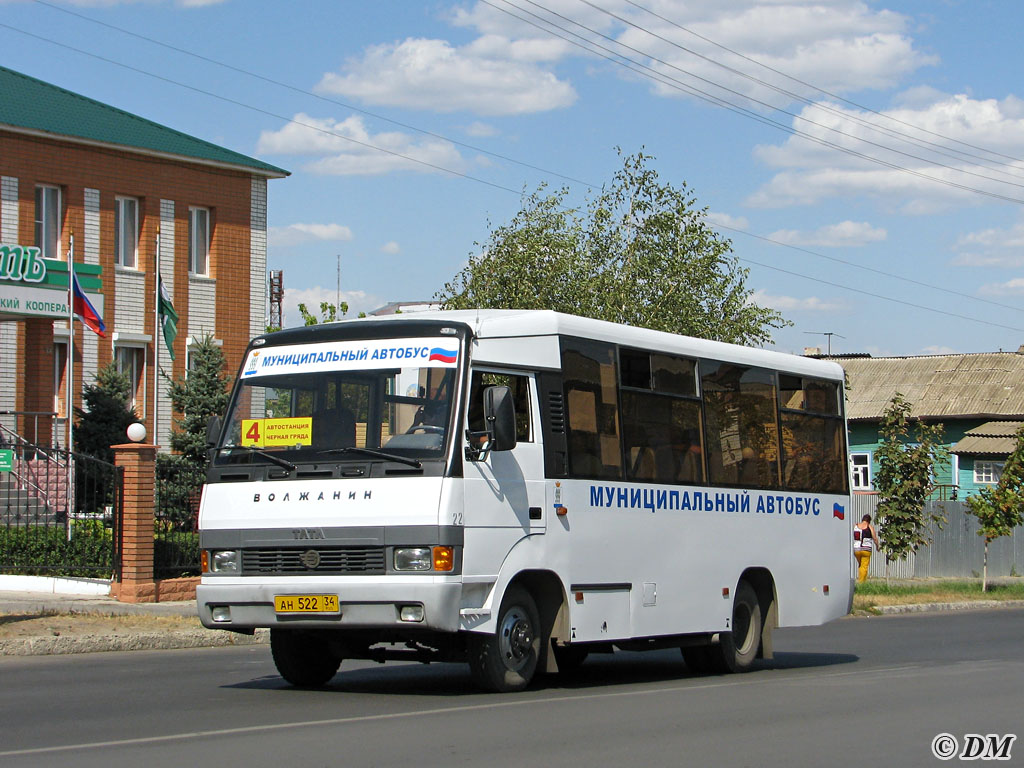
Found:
<box><xmin>804</xmin><ymin>331</ymin><xmax>846</xmax><ymax>356</ymax></box>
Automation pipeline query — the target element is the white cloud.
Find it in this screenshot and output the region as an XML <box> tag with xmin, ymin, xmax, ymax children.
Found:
<box><xmin>920</xmin><ymin>345</ymin><xmax>957</xmax><ymax>355</ymax></box>
<box><xmin>767</xmin><ymin>221</ymin><xmax>887</xmax><ymax>247</ymax></box>
<box><xmin>750</xmin><ymin>289</ymin><xmax>847</xmax><ymax>312</ymax></box>
<box><xmin>951</xmin><ymin>221</ymin><xmax>1024</xmax><ymax>267</ymax></box>
<box><xmin>268</xmin><ymin>222</ymin><xmax>353</xmax><ymax>248</ymax></box>
<box><xmin>258</xmin><ymin>114</ymin><xmax>466</xmax><ymax>176</ymax></box>
<box><xmin>380</xmin><ymin>241</ymin><xmax>401</xmax><ymax>255</ymax></box>
<box><xmin>749</xmin><ymin>93</ymin><xmax>1024</xmax><ymax>210</ymax></box>
<box><xmin>315</xmin><ymin>37</ymin><xmax>576</xmax><ymax>116</ymax></box>
<box><xmin>281</xmin><ymin>286</ymin><xmax>384</xmax><ymax>328</ymax></box>
<box><xmin>705</xmin><ymin>211</ymin><xmax>749</xmax><ymax>230</ymax></box>
<box><xmin>465</xmin><ymin>121</ymin><xmax>499</xmax><ymax>138</ymax></box>
<box><xmin>978</xmin><ymin>278</ymin><xmax>1024</xmax><ymax>296</ymax></box>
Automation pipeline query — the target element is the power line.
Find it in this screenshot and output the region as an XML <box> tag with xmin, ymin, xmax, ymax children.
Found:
<box><xmin>618</xmin><ymin>0</ymin><xmax>1024</xmax><ymax>170</ymax></box>
<box><xmin>30</xmin><ymin>0</ymin><xmax>598</xmax><ymax>190</ymax></box>
<box><xmin>0</xmin><ymin>20</ymin><xmax>531</xmax><ymax>197</ymax></box>
<box><xmin>491</xmin><ymin>0</ymin><xmax>1024</xmax><ymax>201</ymax></box>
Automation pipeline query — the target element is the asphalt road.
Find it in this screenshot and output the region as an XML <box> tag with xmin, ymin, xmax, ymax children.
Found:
<box><xmin>0</xmin><ymin>608</ymin><xmax>1021</xmax><ymax>768</ymax></box>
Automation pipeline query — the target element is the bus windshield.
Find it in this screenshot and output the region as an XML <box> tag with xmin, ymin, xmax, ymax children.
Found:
<box><xmin>213</xmin><ymin>336</ymin><xmax>461</xmax><ymax>466</ymax></box>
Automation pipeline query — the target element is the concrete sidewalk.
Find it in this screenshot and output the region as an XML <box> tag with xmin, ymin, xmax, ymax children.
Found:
<box><xmin>0</xmin><ymin>589</ymin><xmax>268</xmax><ymax>656</ymax></box>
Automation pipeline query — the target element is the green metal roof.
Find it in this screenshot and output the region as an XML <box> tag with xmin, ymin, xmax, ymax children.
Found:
<box><xmin>0</xmin><ymin>66</ymin><xmax>288</xmax><ymax>178</ymax></box>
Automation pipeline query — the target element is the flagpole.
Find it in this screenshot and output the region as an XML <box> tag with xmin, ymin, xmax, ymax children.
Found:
<box><xmin>66</xmin><ymin>232</ymin><xmax>75</xmax><ymax>540</ymax></box>
<box><xmin>154</xmin><ymin>227</ymin><xmax>160</xmax><ymax>449</ymax></box>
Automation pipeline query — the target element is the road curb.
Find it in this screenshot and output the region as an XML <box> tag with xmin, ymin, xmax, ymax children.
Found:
<box><xmin>0</xmin><ymin>628</ymin><xmax>269</xmax><ymax>657</ymax></box>
<box><xmin>875</xmin><ymin>599</ymin><xmax>1024</xmax><ymax>615</ymax></box>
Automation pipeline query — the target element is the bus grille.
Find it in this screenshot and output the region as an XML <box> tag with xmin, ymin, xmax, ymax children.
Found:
<box><xmin>241</xmin><ymin>546</ymin><xmax>387</xmax><ymax>575</ymax></box>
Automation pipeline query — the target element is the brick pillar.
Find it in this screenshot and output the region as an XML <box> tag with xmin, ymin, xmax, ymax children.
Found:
<box><xmin>112</xmin><ymin>442</ymin><xmax>157</xmax><ymax>603</ymax></box>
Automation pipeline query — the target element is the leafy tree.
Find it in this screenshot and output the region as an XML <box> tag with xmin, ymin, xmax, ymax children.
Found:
<box><xmin>965</xmin><ymin>424</ymin><xmax>1024</xmax><ymax>591</ymax></box>
<box><xmin>874</xmin><ymin>393</ymin><xmax>948</xmax><ymax>579</ymax></box>
<box><xmin>298</xmin><ymin>300</ymin><xmax>348</xmax><ymax>326</ymax></box>
<box><xmin>437</xmin><ymin>150</ymin><xmax>788</xmax><ymax>345</ymax></box>
<box><xmin>74</xmin><ymin>363</ymin><xmax>136</xmax><ymax>462</ymax></box>
<box><xmin>158</xmin><ymin>335</ymin><xmax>230</xmax><ymax>529</ymax></box>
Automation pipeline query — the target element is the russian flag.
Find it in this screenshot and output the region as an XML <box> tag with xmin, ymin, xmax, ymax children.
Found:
<box><xmin>833</xmin><ymin>503</ymin><xmax>845</xmax><ymax>520</ymax></box>
<box><xmin>71</xmin><ymin>270</ymin><xmax>106</xmax><ymax>337</ymax></box>
<box><xmin>428</xmin><ymin>347</ymin><xmax>457</xmax><ymax>364</ymax></box>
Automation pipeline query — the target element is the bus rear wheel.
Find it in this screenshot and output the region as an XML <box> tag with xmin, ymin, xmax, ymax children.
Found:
<box><xmin>270</xmin><ymin>629</ymin><xmax>341</xmax><ymax>687</ymax></box>
<box><xmin>468</xmin><ymin>586</ymin><xmax>540</xmax><ymax>692</ymax></box>
<box><xmin>682</xmin><ymin>581</ymin><xmax>762</xmax><ymax>674</ymax></box>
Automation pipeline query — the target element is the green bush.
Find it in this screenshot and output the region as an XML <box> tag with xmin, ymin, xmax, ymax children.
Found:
<box><xmin>154</xmin><ymin>530</ymin><xmax>200</xmax><ymax>578</ymax></box>
<box><xmin>0</xmin><ymin>522</ymin><xmax>113</xmax><ymax>578</ymax></box>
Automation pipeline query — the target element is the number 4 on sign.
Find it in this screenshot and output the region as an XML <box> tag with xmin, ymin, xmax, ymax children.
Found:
<box><xmin>241</xmin><ymin>419</ymin><xmax>264</xmax><ymax>447</ymax></box>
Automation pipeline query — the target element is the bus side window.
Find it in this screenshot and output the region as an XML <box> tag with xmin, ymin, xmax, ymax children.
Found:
<box><xmin>467</xmin><ymin>371</ymin><xmax>533</xmax><ymax>443</ymax></box>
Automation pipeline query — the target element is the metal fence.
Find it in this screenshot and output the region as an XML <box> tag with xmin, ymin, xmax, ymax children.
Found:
<box><xmin>0</xmin><ymin>425</ymin><xmax>121</xmax><ymax>578</ymax></box>
<box><xmin>853</xmin><ymin>495</ymin><xmax>1024</xmax><ymax>579</ymax></box>
<box><xmin>154</xmin><ymin>456</ymin><xmax>202</xmax><ymax>579</ymax></box>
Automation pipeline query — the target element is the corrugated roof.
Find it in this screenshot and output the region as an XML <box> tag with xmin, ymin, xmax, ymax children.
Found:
<box><xmin>831</xmin><ymin>352</ymin><xmax>1024</xmax><ymax>421</ymax></box>
<box><xmin>0</xmin><ymin>66</ymin><xmax>288</xmax><ymax>178</ymax></box>
<box><xmin>950</xmin><ymin>421</ymin><xmax>1023</xmax><ymax>455</ymax></box>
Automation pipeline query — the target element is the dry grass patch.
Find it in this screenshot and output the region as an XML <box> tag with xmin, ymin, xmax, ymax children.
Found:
<box><xmin>0</xmin><ymin>610</ymin><xmax>203</xmax><ymax>639</ymax></box>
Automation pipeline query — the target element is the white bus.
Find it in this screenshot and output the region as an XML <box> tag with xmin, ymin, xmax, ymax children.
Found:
<box><xmin>197</xmin><ymin>310</ymin><xmax>853</xmax><ymax>692</ymax></box>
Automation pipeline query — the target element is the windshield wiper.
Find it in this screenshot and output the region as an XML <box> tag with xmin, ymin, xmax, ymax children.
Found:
<box><xmin>317</xmin><ymin>447</ymin><xmax>422</xmax><ymax>469</ymax></box>
<box><xmin>221</xmin><ymin>446</ymin><xmax>297</xmax><ymax>471</ymax></box>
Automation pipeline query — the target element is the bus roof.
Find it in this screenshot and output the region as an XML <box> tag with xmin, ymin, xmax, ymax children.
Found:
<box><xmin>329</xmin><ymin>309</ymin><xmax>845</xmax><ymax>381</ymax></box>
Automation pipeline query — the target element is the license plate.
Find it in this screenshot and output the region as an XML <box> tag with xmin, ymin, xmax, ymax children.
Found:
<box><xmin>274</xmin><ymin>594</ymin><xmax>340</xmax><ymax>614</ymax></box>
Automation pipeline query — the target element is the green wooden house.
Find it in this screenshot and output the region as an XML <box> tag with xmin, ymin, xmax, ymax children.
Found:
<box><xmin>824</xmin><ymin>350</ymin><xmax>1024</xmax><ymax>498</ymax></box>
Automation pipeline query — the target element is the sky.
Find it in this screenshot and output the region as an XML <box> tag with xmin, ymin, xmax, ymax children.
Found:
<box><xmin>4</xmin><ymin>0</ymin><xmax>1024</xmax><ymax>357</ymax></box>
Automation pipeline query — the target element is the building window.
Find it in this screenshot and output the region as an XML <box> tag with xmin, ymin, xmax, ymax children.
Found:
<box><xmin>974</xmin><ymin>460</ymin><xmax>1003</xmax><ymax>485</ymax></box>
<box><xmin>189</xmin><ymin>207</ymin><xmax>209</xmax><ymax>275</ymax></box>
<box><xmin>115</xmin><ymin>197</ymin><xmax>139</xmax><ymax>268</ymax></box>
<box><xmin>115</xmin><ymin>345</ymin><xmax>145</xmax><ymax>415</ymax></box>
<box><xmin>53</xmin><ymin>341</ymin><xmax>68</xmax><ymax>417</ymax></box>
<box><xmin>35</xmin><ymin>185</ymin><xmax>62</xmax><ymax>260</ymax></box>
<box><xmin>850</xmin><ymin>453</ymin><xmax>871</xmax><ymax>490</ymax></box>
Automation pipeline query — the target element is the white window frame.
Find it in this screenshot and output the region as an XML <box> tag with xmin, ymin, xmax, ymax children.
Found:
<box><xmin>114</xmin><ymin>343</ymin><xmax>146</xmax><ymax>417</ymax></box>
<box><xmin>35</xmin><ymin>185</ymin><xmax>62</xmax><ymax>260</ymax></box>
<box><xmin>974</xmin><ymin>460</ymin><xmax>1004</xmax><ymax>485</ymax></box>
<box><xmin>850</xmin><ymin>452</ymin><xmax>871</xmax><ymax>491</ymax></box>
<box><xmin>115</xmin><ymin>196</ymin><xmax>139</xmax><ymax>268</ymax></box>
<box><xmin>53</xmin><ymin>339</ymin><xmax>68</xmax><ymax>417</ymax></box>
<box><xmin>189</xmin><ymin>206</ymin><xmax>210</xmax><ymax>276</ymax></box>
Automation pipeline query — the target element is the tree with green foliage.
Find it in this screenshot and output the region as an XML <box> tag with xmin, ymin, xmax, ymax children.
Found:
<box><xmin>298</xmin><ymin>301</ymin><xmax>348</xmax><ymax>326</ymax></box>
<box><xmin>965</xmin><ymin>424</ymin><xmax>1024</xmax><ymax>591</ymax></box>
<box><xmin>873</xmin><ymin>393</ymin><xmax>948</xmax><ymax>579</ymax></box>
<box><xmin>157</xmin><ymin>335</ymin><xmax>231</xmax><ymax>529</ymax></box>
<box><xmin>437</xmin><ymin>150</ymin><xmax>788</xmax><ymax>346</ymax></box>
<box><xmin>74</xmin><ymin>363</ymin><xmax>136</xmax><ymax>462</ymax></box>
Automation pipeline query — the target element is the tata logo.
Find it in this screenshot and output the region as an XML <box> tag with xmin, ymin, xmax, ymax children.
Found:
<box><xmin>292</xmin><ymin>528</ymin><xmax>326</xmax><ymax>540</ymax></box>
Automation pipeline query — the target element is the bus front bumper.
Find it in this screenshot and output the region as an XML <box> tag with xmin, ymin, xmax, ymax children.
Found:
<box><xmin>197</xmin><ymin>580</ymin><xmax>463</xmax><ymax>633</ymax></box>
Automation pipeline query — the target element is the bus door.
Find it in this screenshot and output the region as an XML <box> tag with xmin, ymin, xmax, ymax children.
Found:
<box><xmin>464</xmin><ymin>370</ymin><xmax>545</xmax><ymax>536</ymax></box>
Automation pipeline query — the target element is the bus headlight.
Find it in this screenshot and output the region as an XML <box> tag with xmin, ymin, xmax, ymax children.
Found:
<box><xmin>210</xmin><ymin>550</ymin><xmax>239</xmax><ymax>573</ymax></box>
<box><xmin>394</xmin><ymin>547</ymin><xmax>432</xmax><ymax>571</ymax></box>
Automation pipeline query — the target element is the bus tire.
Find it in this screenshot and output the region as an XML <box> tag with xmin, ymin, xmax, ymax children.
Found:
<box><xmin>270</xmin><ymin>629</ymin><xmax>341</xmax><ymax>687</ymax></box>
<box><xmin>468</xmin><ymin>586</ymin><xmax>540</xmax><ymax>692</ymax></box>
<box><xmin>719</xmin><ymin>580</ymin><xmax>762</xmax><ymax>673</ymax></box>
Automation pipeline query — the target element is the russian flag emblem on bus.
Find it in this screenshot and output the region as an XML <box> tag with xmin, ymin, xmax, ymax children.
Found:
<box><xmin>429</xmin><ymin>348</ymin><xmax>458</xmax><ymax>363</ymax></box>
<box><xmin>833</xmin><ymin>503</ymin><xmax>845</xmax><ymax>520</ymax></box>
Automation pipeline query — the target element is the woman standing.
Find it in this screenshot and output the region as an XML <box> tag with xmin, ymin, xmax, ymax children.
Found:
<box><xmin>853</xmin><ymin>514</ymin><xmax>879</xmax><ymax>582</ymax></box>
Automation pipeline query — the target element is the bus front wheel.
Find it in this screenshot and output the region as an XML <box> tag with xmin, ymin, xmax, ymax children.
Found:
<box><xmin>270</xmin><ymin>629</ymin><xmax>341</xmax><ymax>687</ymax></box>
<box><xmin>468</xmin><ymin>586</ymin><xmax>540</xmax><ymax>692</ymax></box>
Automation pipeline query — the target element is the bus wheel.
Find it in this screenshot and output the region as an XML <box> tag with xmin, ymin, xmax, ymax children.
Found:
<box><xmin>270</xmin><ymin>629</ymin><xmax>341</xmax><ymax>687</ymax></box>
<box><xmin>468</xmin><ymin>586</ymin><xmax>540</xmax><ymax>692</ymax></box>
<box><xmin>719</xmin><ymin>581</ymin><xmax>762</xmax><ymax>673</ymax></box>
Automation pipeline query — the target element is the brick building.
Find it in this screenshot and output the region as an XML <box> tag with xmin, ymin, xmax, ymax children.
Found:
<box><xmin>0</xmin><ymin>65</ymin><xmax>287</xmax><ymax>450</ymax></box>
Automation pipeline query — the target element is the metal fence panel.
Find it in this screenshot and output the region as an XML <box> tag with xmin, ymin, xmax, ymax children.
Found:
<box><xmin>852</xmin><ymin>495</ymin><xmax>1022</xmax><ymax>579</ymax></box>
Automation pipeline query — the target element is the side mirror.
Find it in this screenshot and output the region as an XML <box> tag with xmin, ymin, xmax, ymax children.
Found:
<box><xmin>484</xmin><ymin>385</ymin><xmax>517</xmax><ymax>452</ymax></box>
<box><xmin>206</xmin><ymin>414</ymin><xmax>222</xmax><ymax>448</ymax></box>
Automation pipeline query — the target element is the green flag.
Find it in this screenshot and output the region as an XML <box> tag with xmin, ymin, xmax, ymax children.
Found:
<box><xmin>158</xmin><ymin>275</ymin><xmax>178</xmax><ymax>360</ymax></box>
